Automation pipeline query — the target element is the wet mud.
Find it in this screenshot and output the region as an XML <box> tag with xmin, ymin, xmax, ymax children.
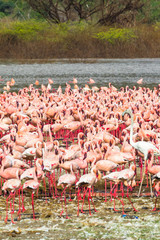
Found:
<box><xmin>0</xmin><ymin>178</ymin><xmax>160</xmax><ymax>240</ymax></box>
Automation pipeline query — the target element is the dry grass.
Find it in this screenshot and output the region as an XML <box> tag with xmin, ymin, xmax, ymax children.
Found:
<box><xmin>0</xmin><ymin>20</ymin><xmax>159</xmax><ymax>59</ymax></box>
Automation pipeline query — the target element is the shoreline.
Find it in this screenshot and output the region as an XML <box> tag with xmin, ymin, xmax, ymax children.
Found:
<box><xmin>0</xmin><ymin>57</ymin><xmax>160</xmax><ymax>64</ymax></box>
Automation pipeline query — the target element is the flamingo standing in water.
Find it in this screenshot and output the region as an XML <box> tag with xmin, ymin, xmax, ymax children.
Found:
<box><xmin>122</xmin><ymin>109</ymin><xmax>160</xmax><ymax>197</ymax></box>
<box><xmin>92</xmin><ymin>159</ymin><xmax>119</xmax><ymax>201</ymax></box>
<box><xmin>151</xmin><ymin>171</ymin><xmax>160</xmax><ymax>211</ymax></box>
<box><xmin>137</xmin><ymin>78</ymin><xmax>143</xmax><ymax>84</ymax></box>
<box><xmin>57</xmin><ymin>163</ymin><xmax>76</xmax><ymax>218</ymax></box>
<box><xmin>146</xmin><ymin>149</ymin><xmax>160</xmax><ymax>197</ymax></box>
<box><xmin>76</xmin><ymin>166</ymin><xmax>101</xmax><ymax>216</ymax></box>
<box><xmin>88</xmin><ymin>78</ymin><xmax>95</xmax><ymax>84</ymax></box>
<box><xmin>2</xmin><ymin>179</ymin><xmax>21</xmax><ymax>223</ymax></box>
<box><xmin>103</xmin><ymin>164</ymin><xmax>137</xmax><ymax>214</ymax></box>
<box><xmin>23</xmin><ymin>179</ymin><xmax>40</xmax><ymax>219</ymax></box>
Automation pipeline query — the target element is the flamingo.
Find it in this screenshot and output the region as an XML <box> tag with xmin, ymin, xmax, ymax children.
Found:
<box><xmin>2</xmin><ymin>179</ymin><xmax>21</xmax><ymax>223</ymax></box>
<box><xmin>137</xmin><ymin>78</ymin><xmax>143</xmax><ymax>84</ymax></box>
<box><xmin>103</xmin><ymin>164</ymin><xmax>137</xmax><ymax>213</ymax></box>
<box><xmin>20</xmin><ymin>159</ymin><xmax>44</xmax><ymax>181</ymax></box>
<box><xmin>48</xmin><ymin>78</ymin><xmax>53</xmax><ymax>84</ymax></box>
<box><xmin>68</xmin><ymin>77</ymin><xmax>77</xmax><ymax>84</ymax></box>
<box><xmin>0</xmin><ymin>167</ymin><xmax>24</xmax><ymax>180</ymax></box>
<box><xmin>122</xmin><ymin>109</ymin><xmax>160</xmax><ymax>197</ymax></box>
<box><xmin>23</xmin><ymin>179</ymin><xmax>40</xmax><ymax>219</ymax></box>
<box><xmin>147</xmin><ymin>149</ymin><xmax>160</xmax><ymax>197</ymax></box>
<box><xmin>151</xmin><ymin>172</ymin><xmax>160</xmax><ymax>211</ymax></box>
<box><xmin>35</xmin><ymin>80</ymin><xmax>39</xmax><ymax>86</ymax></box>
<box><xmin>92</xmin><ymin>159</ymin><xmax>119</xmax><ymax>201</ymax></box>
<box><xmin>76</xmin><ymin>166</ymin><xmax>101</xmax><ymax>216</ymax></box>
<box><xmin>57</xmin><ymin>163</ymin><xmax>76</xmax><ymax>218</ymax></box>
<box><xmin>88</xmin><ymin>78</ymin><xmax>95</xmax><ymax>84</ymax></box>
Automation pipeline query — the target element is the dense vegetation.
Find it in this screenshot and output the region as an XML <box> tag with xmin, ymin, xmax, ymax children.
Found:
<box><xmin>0</xmin><ymin>0</ymin><xmax>159</xmax><ymax>59</ymax></box>
<box><xmin>0</xmin><ymin>0</ymin><xmax>159</xmax><ymax>24</ymax></box>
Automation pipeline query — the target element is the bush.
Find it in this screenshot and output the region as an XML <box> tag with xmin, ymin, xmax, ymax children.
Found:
<box><xmin>94</xmin><ymin>28</ymin><xmax>137</xmax><ymax>44</ymax></box>
<box><xmin>0</xmin><ymin>19</ymin><xmax>48</xmax><ymax>40</ymax></box>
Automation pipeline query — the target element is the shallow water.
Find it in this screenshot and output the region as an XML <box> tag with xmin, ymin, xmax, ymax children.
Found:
<box><xmin>0</xmin><ymin>188</ymin><xmax>160</xmax><ymax>240</ymax></box>
<box><xmin>0</xmin><ymin>58</ymin><xmax>160</xmax><ymax>92</ymax></box>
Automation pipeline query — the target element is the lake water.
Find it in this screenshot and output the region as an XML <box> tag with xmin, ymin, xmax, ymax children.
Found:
<box><xmin>0</xmin><ymin>58</ymin><xmax>160</xmax><ymax>92</ymax></box>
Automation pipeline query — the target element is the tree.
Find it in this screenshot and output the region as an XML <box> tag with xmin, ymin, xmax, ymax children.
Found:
<box><xmin>24</xmin><ymin>0</ymin><xmax>145</xmax><ymax>25</ymax></box>
<box><xmin>25</xmin><ymin>0</ymin><xmax>73</xmax><ymax>23</ymax></box>
<box><xmin>0</xmin><ymin>0</ymin><xmax>15</xmax><ymax>16</ymax></box>
<box><xmin>97</xmin><ymin>0</ymin><xmax>145</xmax><ymax>26</ymax></box>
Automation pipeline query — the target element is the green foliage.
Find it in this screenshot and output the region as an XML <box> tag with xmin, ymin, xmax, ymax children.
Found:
<box><xmin>154</xmin><ymin>22</ymin><xmax>160</xmax><ymax>31</ymax></box>
<box><xmin>0</xmin><ymin>0</ymin><xmax>159</xmax><ymax>24</ymax></box>
<box><xmin>149</xmin><ymin>0</ymin><xmax>160</xmax><ymax>22</ymax></box>
<box><xmin>94</xmin><ymin>28</ymin><xmax>137</xmax><ymax>44</ymax></box>
<box><xmin>0</xmin><ymin>19</ymin><xmax>49</xmax><ymax>40</ymax></box>
<box><xmin>0</xmin><ymin>11</ymin><xmax>5</xmax><ymax>18</ymax></box>
<box><xmin>0</xmin><ymin>0</ymin><xmax>14</xmax><ymax>15</ymax></box>
<box><xmin>138</xmin><ymin>0</ymin><xmax>160</xmax><ymax>23</ymax></box>
<box><xmin>45</xmin><ymin>21</ymin><xmax>93</xmax><ymax>43</ymax></box>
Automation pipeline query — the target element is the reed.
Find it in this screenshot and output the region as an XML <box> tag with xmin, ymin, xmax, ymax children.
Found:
<box><xmin>0</xmin><ymin>19</ymin><xmax>159</xmax><ymax>59</ymax></box>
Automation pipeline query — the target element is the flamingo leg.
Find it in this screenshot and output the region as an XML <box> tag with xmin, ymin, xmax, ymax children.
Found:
<box><xmin>89</xmin><ymin>188</ymin><xmax>97</xmax><ymax>213</ymax></box>
<box><xmin>88</xmin><ymin>188</ymin><xmax>91</xmax><ymax>215</ymax></box>
<box><xmin>151</xmin><ymin>195</ymin><xmax>159</xmax><ymax>211</ymax></box>
<box><xmin>11</xmin><ymin>192</ymin><xmax>15</xmax><ymax>214</ymax></box>
<box><xmin>69</xmin><ymin>187</ymin><xmax>72</xmax><ymax>201</ymax></box>
<box><xmin>4</xmin><ymin>194</ymin><xmax>9</xmax><ymax>223</ymax></box>
<box><xmin>110</xmin><ymin>181</ymin><xmax>113</xmax><ymax>201</ymax></box>
<box><xmin>104</xmin><ymin>171</ymin><xmax>107</xmax><ymax>202</ymax></box>
<box><xmin>21</xmin><ymin>187</ymin><xmax>26</xmax><ymax>213</ymax></box>
<box><xmin>149</xmin><ymin>173</ymin><xmax>153</xmax><ymax>197</ymax></box>
<box><xmin>42</xmin><ymin>177</ymin><xmax>47</xmax><ymax>203</ymax></box>
<box><xmin>77</xmin><ymin>188</ymin><xmax>81</xmax><ymax>216</ymax></box>
<box><xmin>52</xmin><ymin>170</ymin><xmax>58</xmax><ymax>198</ymax></box>
<box><xmin>127</xmin><ymin>187</ymin><xmax>138</xmax><ymax>212</ymax></box>
<box><xmin>60</xmin><ymin>186</ymin><xmax>67</xmax><ymax>217</ymax></box>
<box><xmin>10</xmin><ymin>193</ymin><xmax>15</xmax><ymax>224</ymax></box>
<box><xmin>31</xmin><ymin>192</ymin><xmax>36</xmax><ymax>219</ymax></box>
<box><xmin>138</xmin><ymin>159</ymin><xmax>147</xmax><ymax>197</ymax></box>
<box><xmin>60</xmin><ymin>197</ymin><xmax>64</xmax><ymax>217</ymax></box>
<box><xmin>17</xmin><ymin>188</ymin><xmax>22</xmax><ymax>221</ymax></box>
<box><xmin>81</xmin><ymin>188</ymin><xmax>88</xmax><ymax>213</ymax></box>
<box><xmin>49</xmin><ymin>174</ymin><xmax>54</xmax><ymax>198</ymax></box>
<box><xmin>64</xmin><ymin>189</ymin><xmax>69</xmax><ymax>219</ymax></box>
<box><xmin>113</xmin><ymin>185</ymin><xmax>119</xmax><ymax>212</ymax></box>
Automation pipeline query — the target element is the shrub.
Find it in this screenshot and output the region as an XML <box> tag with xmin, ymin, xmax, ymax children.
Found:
<box><xmin>0</xmin><ymin>19</ymin><xmax>48</xmax><ymax>40</ymax></box>
<box><xmin>94</xmin><ymin>28</ymin><xmax>137</xmax><ymax>44</ymax></box>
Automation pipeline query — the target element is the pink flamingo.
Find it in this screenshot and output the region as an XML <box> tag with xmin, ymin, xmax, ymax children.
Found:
<box><xmin>151</xmin><ymin>172</ymin><xmax>160</xmax><ymax>211</ymax></box>
<box><xmin>88</xmin><ymin>78</ymin><xmax>95</xmax><ymax>84</ymax></box>
<box><xmin>23</xmin><ymin>179</ymin><xmax>40</xmax><ymax>219</ymax></box>
<box><xmin>68</xmin><ymin>77</ymin><xmax>77</xmax><ymax>84</ymax></box>
<box><xmin>137</xmin><ymin>78</ymin><xmax>143</xmax><ymax>84</ymax></box>
<box><xmin>76</xmin><ymin>166</ymin><xmax>101</xmax><ymax>216</ymax></box>
<box><xmin>92</xmin><ymin>159</ymin><xmax>119</xmax><ymax>201</ymax></box>
<box><xmin>2</xmin><ymin>179</ymin><xmax>21</xmax><ymax>223</ymax></box>
<box><xmin>103</xmin><ymin>164</ymin><xmax>137</xmax><ymax>214</ymax></box>
<box><xmin>57</xmin><ymin>163</ymin><xmax>76</xmax><ymax>218</ymax></box>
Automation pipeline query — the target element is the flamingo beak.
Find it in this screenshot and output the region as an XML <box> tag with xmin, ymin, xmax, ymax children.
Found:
<box><xmin>0</xmin><ymin>156</ymin><xmax>2</xmax><ymax>165</ymax></box>
<box><xmin>97</xmin><ymin>171</ymin><xmax>101</xmax><ymax>180</ymax></box>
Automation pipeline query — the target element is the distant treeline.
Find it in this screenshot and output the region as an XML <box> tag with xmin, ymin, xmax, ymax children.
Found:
<box><xmin>0</xmin><ymin>20</ymin><xmax>159</xmax><ymax>59</ymax></box>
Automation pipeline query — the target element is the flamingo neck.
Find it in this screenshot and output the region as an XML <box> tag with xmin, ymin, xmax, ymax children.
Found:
<box><xmin>129</xmin><ymin>112</ymin><xmax>136</xmax><ymax>148</ymax></box>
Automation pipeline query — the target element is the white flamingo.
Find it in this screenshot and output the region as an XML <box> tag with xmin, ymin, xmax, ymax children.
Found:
<box><xmin>122</xmin><ymin>109</ymin><xmax>160</xmax><ymax>197</ymax></box>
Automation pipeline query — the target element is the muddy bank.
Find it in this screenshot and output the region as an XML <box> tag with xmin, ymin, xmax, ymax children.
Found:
<box><xmin>0</xmin><ymin>194</ymin><xmax>160</xmax><ymax>240</ymax></box>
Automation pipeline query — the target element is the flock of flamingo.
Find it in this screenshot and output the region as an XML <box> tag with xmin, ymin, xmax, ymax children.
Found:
<box><xmin>0</xmin><ymin>77</ymin><xmax>160</xmax><ymax>223</ymax></box>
